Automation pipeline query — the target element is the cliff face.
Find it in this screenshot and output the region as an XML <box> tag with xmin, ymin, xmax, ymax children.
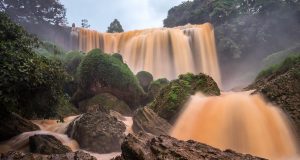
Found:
<box><xmin>247</xmin><ymin>56</ymin><xmax>300</xmax><ymax>141</ymax></box>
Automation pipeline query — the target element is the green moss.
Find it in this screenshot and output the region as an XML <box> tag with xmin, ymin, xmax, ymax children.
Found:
<box><xmin>112</xmin><ymin>53</ymin><xmax>123</xmax><ymax>62</ymax></box>
<box><xmin>75</xmin><ymin>49</ymin><xmax>145</xmax><ymax>108</ymax></box>
<box><xmin>257</xmin><ymin>54</ymin><xmax>300</xmax><ymax>80</ymax></box>
<box><xmin>146</xmin><ymin>78</ymin><xmax>170</xmax><ymax>103</ymax></box>
<box><xmin>79</xmin><ymin>93</ymin><xmax>132</xmax><ymax>116</ymax></box>
<box><xmin>149</xmin><ymin>73</ymin><xmax>220</xmax><ymax>123</ymax></box>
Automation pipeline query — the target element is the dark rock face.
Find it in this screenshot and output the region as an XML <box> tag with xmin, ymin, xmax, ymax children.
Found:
<box><xmin>78</xmin><ymin>93</ymin><xmax>132</xmax><ymax>116</ymax></box>
<box><xmin>0</xmin><ymin>151</ymin><xmax>96</xmax><ymax>160</ymax></box>
<box><xmin>115</xmin><ymin>132</ymin><xmax>265</xmax><ymax>160</ymax></box>
<box><xmin>29</xmin><ymin>134</ymin><xmax>72</xmax><ymax>154</ymax></box>
<box><xmin>66</xmin><ymin>111</ymin><xmax>126</xmax><ymax>153</ymax></box>
<box><xmin>0</xmin><ymin>112</ymin><xmax>40</xmax><ymax>141</ymax></box>
<box><xmin>247</xmin><ymin>59</ymin><xmax>300</xmax><ymax>140</ymax></box>
<box><xmin>146</xmin><ymin>78</ymin><xmax>169</xmax><ymax>103</ymax></box>
<box><xmin>132</xmin><ymin>107</ymin><xmax>172</xmax><ymax>136</ymax></box>
<box><xmin>149</xmin><ymin>73</ymin><xmax>220</xmax><ymax>123</ymax></box>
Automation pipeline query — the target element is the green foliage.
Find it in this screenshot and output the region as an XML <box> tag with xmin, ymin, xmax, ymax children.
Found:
<box><xmin>164</xmin><ymin>0</ymin><xmax>300</xmax><ymax>62</ymax></box>
<box><xmin>136</xmin><ymin>71</ymin><xmax>154</xmax><ymax>92</ymax></box>
<box><xmin>76</xmin><ymin>49</ymin><xmax>144</xmax><ymax>107</ymax></box>
<box><xmin>63</xmin><ymin>51</ymin><xmax>85</xmax><ymax>77</ymax></box>
<box><xmin>112</xmin><ymin>53</ymin><xmax>123</xmax><ymax>62</ymax></box>
<box><xmin>0</xmin><ymin>0</ymin><xmax>67</xmax><ymax>26</ymax></box>
<box><xmin>81</xmin><ymin>19</ymin><xmax>90</xmax><ymax>28</ymax></box>
<box><xmin>256</xmin><ymin>54</ymin><xmax>300</xmax><ymax>80</ymax></box>
<box><xmin>107</xmin><ymin>19</ymin><xmax>124</xmax><ymax>33</ymax></box>
<box><xmin>150</xmin><ymin>73</ymin><xmax>220</xmax><ymax>123</ymax></box>
<box><xmin>0</xmin><ymin>13</ymin><xmax>69</xmax><ymax>118</ymax></box>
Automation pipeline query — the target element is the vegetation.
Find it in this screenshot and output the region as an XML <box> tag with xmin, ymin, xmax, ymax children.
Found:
<box><xmin>81</xmin><ymin>19</ymin><xmax>90</xmax><ymax>28</ymax></box>
<box><xmin>107</xmin><ymin>19</ymin><xmax>124</xmax><ymax>33</ymax></box>
<box><xmin>136</xmin><ymin>71</ymin><xmax>153</xmax><ymax>92</ymax></box>
<box><xmin>164</xmin><ymin>0</ymin><xmax>300</xmax><ymax>62</ymax></box>
<box><xmin>149</xmin><ymin>73</ymin><xmax>220</xmax><ymax>123</ymax></box>
<box><xmin>74</xmin><ymin>49</ymin><xmax>145</xmax><ymax>108</ymax></box>
<box><xmin>0</xmin><ymin>13</ymin><xmax>70</xmax><ymax>118</ymax></box>
<box><xmin>0</xmin><ymin>0</ymin><xmax>67</xmax><ymax>26</ymax></box>
<box><xmin>256</xmin><ymin>54</ymin><xmax>300</xmax><ymax>80</ymax></box>
<box><xmin>112</xmin><ymin>53</ymin><xmax>123</xmax><ymax>62</ymax></box>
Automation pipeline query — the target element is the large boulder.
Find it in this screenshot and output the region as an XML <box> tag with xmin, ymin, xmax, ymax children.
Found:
<box><xmin>114</xmin><ymin>132</ymin><xmax>265</xmax><ymax>160</ymax></box>
<box><xmin>78</xmin><ymin>93</ymin><xmax>132</xmax><ymax>116</ymax></box>
<box><xmin>0</xmin><ymin>112</ymin><xmax>40</xmax><ymax>141</ymax></box>
<box><xmin>72</xmin><ymin>49</ymin><xmax>145</xmax><ymax>109</ymax></box>
<box><xmin>136</xmin><ymin>71</ymin><xmax>153</xmax><ymax>92</ymax></box>
<box><xmin>0</xmin><ymin>151</ymin><xmax>96</xmax><ymax>160</ymax></box>
<box><xmin>132</xmin><ymin>107</ymin><xmax>171</xmax><ymax>136</ymax></box>
<box><xmin>66</xmin><ymin>111</ymin><xmax>126</xmax><ymax>153</ymax></box>
<box><xmin>247</xmin><ymin>55</ymin><xmax>300</xmax><ymax>141</ymax></box>
<box><xmin>29</xmin><ymin>134</ymin><xmax>72</xmax><ymax>154</ymax></box>
<box><xmin>149</xmin><ymin>73</ymin><xmax>220</xmax><ymax>123</ymax></box>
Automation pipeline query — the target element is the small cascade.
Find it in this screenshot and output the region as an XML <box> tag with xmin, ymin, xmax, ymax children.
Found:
<box><xmin>171</xmin><ymin>92</ymin><xmax>299</xmax><ymax>159</ymax></box>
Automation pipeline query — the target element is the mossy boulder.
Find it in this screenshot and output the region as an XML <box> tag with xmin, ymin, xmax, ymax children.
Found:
<box><xmin>112</xmin><ymin>53</ymin><xmax>123</xmax><ymax>62</ymax></box>
<box><xmin>72</xmin><ymin>49</ymin><xmax>145</xmax><ymax>109</ymax></box>
<box><xmin>78</xmin><ymin>93</ymin><xmax>132</xmax><ymax>116</ymax></box>
<box><xmin>149</xmin><ymin>73</ymin><xmax>220</xmax><ymax>123</ymax></box>
<box><xmin>147</xmin><ymin>78</ymin><xmax>169</xmax><ymax>101</ymax></box>
<box><xmin>64</xmin><ymin>51</ymin><xmax>85</xmax><ymax>77</ymax></box>
<box><xmin>136</xmin><ymin>71</ymin><xmax>153</xmax><ymax>92</ymax></box>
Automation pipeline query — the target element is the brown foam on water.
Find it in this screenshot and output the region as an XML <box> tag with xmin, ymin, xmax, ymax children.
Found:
<box><xmin>171</xmin><ymin>92</ymin><xmax>299</xmax><ymax>159</ymax></box>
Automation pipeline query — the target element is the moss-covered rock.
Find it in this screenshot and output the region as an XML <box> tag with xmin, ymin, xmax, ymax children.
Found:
<box><xmin>147</xmin><ymin>78</ymin><xmax>169</xmax><ymax>101</ymax></box>
<box><xmin>149</xmin><ymin>73</ymin><xmax>220</xmax><ymax>123</ymax></box>
<box><xmin>112</xmin><ymin>53</ymin><xmax>123</xmax><ymax>62</ymax></box>
<box><xmin>73</xmin><ymin>49</ymin><xmax>145</xmax><ymax>109</ymax></box>
<box><xmin>78</xmin><ymin>93</ymin><xmax>132</xmax><ymax>116</ymax></box>
<box><xmin>136</xmin><ymin>71</ymin><xmax>153</xmax><ymax>92</ymax></box>
<box><xmin>64</xmin><ymin>51</ymin><xmax>85</xmax><ymax>77</ymax></box>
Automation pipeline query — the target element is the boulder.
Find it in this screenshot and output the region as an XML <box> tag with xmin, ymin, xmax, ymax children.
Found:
<box><xmin>0</xmin><ymin>151</ymin><xmax>96</xmax><ymax>160</ymax></box>
<box><xmin>136</xmin><ymin>71</ymin><xmax>153</xmax><ymax>92</ymax></box>
<box><xmin>132</xmin><ymin>107</ymin><xmax>171</xmax><ymax>135</ymax></box>
<box><xmin>0</xmin><ymin>112</ymin><xmax>40</xmax><ymax>141</ymax></box>
<box><xmin>78</xmin><ymin>93</ymin><xmax>132</xmax><ymax>116</ymax></box>
<box><xmin>66</xmin><ymin>111</ymin><xmax>126</xmax><ymax>153</ymax></box>
<box><xmin>29</xmin><ymin>134</ymin><xmax>72</xmax><ymax>154</ymax></box>
<box><xmin>146</xmin><ymin>78</ymin><xmax>169</xmax><ymax>103</ymax></box>
<box><xmin>72</xmin><ymin>49</ymin><xmax>145</xmax><ymax>109</ymax></box>
<box><xmin>114</xmin><ymin>132</ymin><xmax>265</xmax><ymax>160</ymax></box>
<box><xmin>149</xmin><ymin>73</ymin><xmax>220</xmax><ymax>123</ymax></box>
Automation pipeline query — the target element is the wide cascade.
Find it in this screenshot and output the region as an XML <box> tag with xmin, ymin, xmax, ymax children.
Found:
<box><xmin>171</xmin><ymin>92</ymin><xmax>299</xmax><ymax>159</ymax></box>
<box><xmin>73</xmin><ymin>23</ymin><xmax>221</xmax><ymax>86</ymax></box>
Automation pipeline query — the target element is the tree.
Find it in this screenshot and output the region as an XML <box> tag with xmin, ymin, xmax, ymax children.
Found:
<box><xmin>0</xmin><ymin>0</ymin><xmax>68</xmax><ymax>26</ymax></box>
<box><xmin>107</xmin><ymin>19</ymin><xmax>124</xmax><ymax>33</ymax></box>
<box><xmin>0</xmin><ymin>13</ymin><xmax>69</xmax><ymax>118</ymax></box>
<box><xmin>81</xmin><ymin>19</ymin><xmax>90</xmax><ymax>28</ymax></box>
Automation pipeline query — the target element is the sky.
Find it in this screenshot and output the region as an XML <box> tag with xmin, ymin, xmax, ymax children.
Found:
<box><xmin>60</xmin><ymin>0</ymin><xmax>187</xmax><ymax>32</ymax></box>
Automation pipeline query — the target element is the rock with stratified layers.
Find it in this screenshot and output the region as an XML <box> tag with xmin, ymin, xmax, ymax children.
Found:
<box><xmin>132</xmin><ymin>107</ymin><xmax>171</xmax><ymax>135</ymax></box>
<box><xmin>66</xmin><ymin>111</ymin><xmax>126</xmax><ymax>153</ymax></box>
<box><xmin>0</xmin><ymin>112</ymin><xmax>40</xmax><ymax>141</ymax></box>
<box><xmin>114</xmin><ymin>132</ymin><xmax>266</xmax><ymax>160</ymax></box>
<box><xmin>29</xmin><ymin>134</ymin><xmax>72</xmax><ymax>154</ymax></box>
<box><xmin>0</xmin><ymin>151</ymin><xmax>96</xmax><ymax>160</ymax></box>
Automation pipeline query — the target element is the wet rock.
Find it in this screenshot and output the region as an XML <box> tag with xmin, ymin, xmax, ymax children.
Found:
<box><xmin>247</xmin><ymin>57</ymin><xmax>300</xmax><ymax>141</ymax></box>
<box><xmin>115</xmin><ymin>132</ymin><xmax>266</xmax><ymax>160</ymax></box>
<box><xmin>78</xmin><ymin>93</ymin><xmax>132</xmax><ymax>116</ymax></box>
<box><xmin>132</xmin><ymin>107</ymin><xmax>171</xmax><ymax>135</ymax></box>
<box><xmin>149</xmin><ymin>73</ymin><xmax>220</xmax><ymax>123</ymax></box>
<box><xmin>0</xmin><ymin>112</ymin><xmax>40</xmax><ymax>141</ymax></box>
<box><xmin>66</xmin><ymin>111</ymin><xmax>126</xmax><ymax>153</ymax></box>
<box><xmin>29</xmin><ymin>134</ymin><xmax>72</xmax><ymax>154</ymax></box>
<box><xmin>0</xmin><ymin>151</ymin><xmax>96</xmax><ymax>160</ymax></box>
<box><xmin>136</xmin><ymin>71</ymin><xmax>153</xmax><ymax>92</ymax></box>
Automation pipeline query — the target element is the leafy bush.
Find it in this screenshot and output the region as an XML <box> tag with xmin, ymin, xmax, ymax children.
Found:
<box><xmin>0</xmin><ymin>13</ymin><xmax>69</xmax><ymax>118</ymax></box>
